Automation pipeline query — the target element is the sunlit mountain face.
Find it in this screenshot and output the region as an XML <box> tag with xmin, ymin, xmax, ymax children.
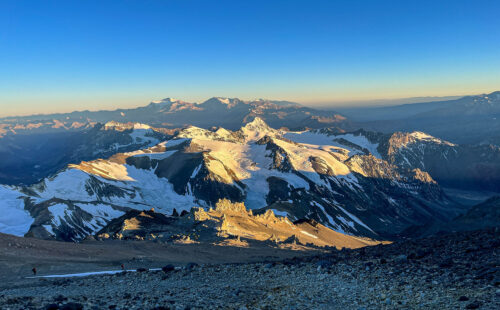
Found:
<box><xmin>1</xmin><ymin>108</ymin><xmax>499</xmax><ymax>243</ymax></box>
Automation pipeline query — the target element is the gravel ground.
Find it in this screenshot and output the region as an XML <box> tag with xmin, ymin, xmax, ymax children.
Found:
<box><xmin>1</xmin><ymin>229</ymin><xmax>499</xmax><ymax>310</ymax></box>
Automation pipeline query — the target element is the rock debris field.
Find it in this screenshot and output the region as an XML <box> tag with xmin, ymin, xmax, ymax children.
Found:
<box><xmin>0</xmin><ymin>229</ymin><xmax>499</xmax><ymax>310</ymax></box>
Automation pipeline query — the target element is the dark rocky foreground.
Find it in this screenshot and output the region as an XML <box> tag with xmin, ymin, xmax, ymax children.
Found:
<box><xmin>0</xmin><ymin>229</ymin><xmax>499</xmax><ymax>310</ymax></box>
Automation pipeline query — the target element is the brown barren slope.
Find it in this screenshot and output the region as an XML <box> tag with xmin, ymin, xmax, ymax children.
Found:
<box><xmin>0</xmin><ymin>232</ymin><xmax>317</xmax><ymax>287</ymax></box>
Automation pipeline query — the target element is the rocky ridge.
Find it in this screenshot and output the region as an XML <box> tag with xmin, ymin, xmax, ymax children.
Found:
<box><xmin>95</xmin><ymin>199</ymin><xmax>382</xmax><ymax>250</ymax></box>
<box><xmin>310</xmin><ymin>128</ymin><xmax>500</xmax><ymax>192</ymax></box>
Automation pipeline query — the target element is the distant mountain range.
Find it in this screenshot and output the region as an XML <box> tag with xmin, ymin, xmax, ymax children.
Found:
<box><xmin>340</xmin><ymin>91</ymin><xmax>500</xmax><ymax>144</ymax></box>
<box><xmin>403</xmin><ymin>196</ymin><xmax>500</xmax><ymax>237</ymax></box>
<box><xmin>0</xmin><ymin>97</ymin><xmax>350</xmax><ymax>132</ymax></box>
<box><xmin>1</xmin><ymin>92</ymin><xmax>498</xmax><ymax>186</ymax></box>
<box><xmin>2</xmin><ymin>92</ymin><xmax>499</xmax><ymax>146</ymax></box>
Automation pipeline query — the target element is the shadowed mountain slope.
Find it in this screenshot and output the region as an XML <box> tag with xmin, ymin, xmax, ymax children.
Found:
<box><xmin>340</xmin><ymin>91</ymin><xmax>500</xmax><ymax>145</ymax></box>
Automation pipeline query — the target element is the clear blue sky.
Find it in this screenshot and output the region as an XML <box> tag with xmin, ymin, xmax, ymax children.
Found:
<box><xmin>1</xmin><ymin>0</ymin><xmax>499</xmax><ymax>116</ymax></box>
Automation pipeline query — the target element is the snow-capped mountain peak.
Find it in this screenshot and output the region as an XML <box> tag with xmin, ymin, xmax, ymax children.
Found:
<box><xmin>178</xmin><ymin>126</ymin><xmax>220</xmax><ymax>140</ymax></box>
<box><xmin>240</xmin><ymin>117</ymin><xmax>279</xmax><ymax>141</ymax></box>
<box><xmin>244</xmin><ymin>116</ymin><xmax>268</xmax><ymax>128</ymax></box>
<box><xmin>202</xmin><ymin>97</ymin><xmax>245</xmax><ymax>108</ymax></box>
<box><xmin>151</xmin><ymin>97</ymin><xmax>181</xmax><ymax>105</ymax></box>
<box><xmin>409</xmin><ymin>131</ymin><xmax>455</xmax><ymax>146</ymax></box>
<box><xmin>104</xmin><ymin>121</ymin><xmax>151</xmax><ymax>131</ymax></box>
<box><xmin>215</xmin><ymin>97</ymin><xmax>231</xmax><ymax>104</ymax></box>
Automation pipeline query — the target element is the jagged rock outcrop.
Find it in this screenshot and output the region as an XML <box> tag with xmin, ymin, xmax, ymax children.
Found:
<box><xmin>96</xmin><ymin>199</ymin><xmax>382</xmax><ymax>249</ymax></box>
<box><xmin>95</xmin><ymin>209</ymin><xmax>174</xmax><ymax>240</ymax></box>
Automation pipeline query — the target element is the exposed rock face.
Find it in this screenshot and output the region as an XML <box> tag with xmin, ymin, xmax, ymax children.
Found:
<box><xmin>313</xmin><ymin>128</ymin><xmax>500</xmax><ymax>192</ymax></box>
<box><xmin>22</xmin><ymin>198</ymin><xmax>129</xmax><ymax>242</ymax></box>
<box><xmin>96</xmin><ymin>199</ymin><xmax>383</xmax><ymax>249</ymax></box>
<box><xmin>380</xmin><ymin>131</ymin><xmax>500</xmax><ymax>192</ymax></box>
<box><xmin>411</xmin><ymin>168</ymin><xmax>436</xmax><ymax>184</ymax></box>
<box><xmin>345</xmin><ymin>154</ymin><xmax>401</xmax><ymax>180</ymax></box>
<box><xmin>95</xmin><ymin>209</ymin><xmax>174</xmax><ymax>240</ymax></box>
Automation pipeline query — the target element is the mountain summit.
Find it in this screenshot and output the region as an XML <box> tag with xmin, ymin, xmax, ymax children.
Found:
<box><xmin>241</xmin><ymin>117</ymin><xmax>278</xmax><ymax>141</ymax></box>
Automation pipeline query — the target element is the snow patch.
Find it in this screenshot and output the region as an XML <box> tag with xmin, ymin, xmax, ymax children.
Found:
<box><xmin>27</xmin><ymin>268</ymin><xmax>165</xmax><ymax>278</ymax></box>
<box><xmin>300</xmin><ymin>230</ymin><xmax>318</xmax><ymax>239</ymax></box>
<box><xmin>334</xmin><ymin>133</ymin><xmax>382</xmax><ymax>159</ymax></box>
<box><xmin>271</xmin><ymin>209</ymin><xmax>289</xmax><ymax>218</ymax></box>
<box><xmin>410</xmin><ymin>131</ymin><xmax>455</xmax><ymax>146</ymax></box>
<box><xmin>0</xmin><ymin>186</ymin><xmax>33</xmax><ymax>236</ymax></box>
<box><xmin>335</xmin><ymin>205</ymin><xmax>374</xmax><ymax>233</ymax></box>
<box><xmin>48</xmin><ymin>203</ymin><xmax>72</xmax><ymax>227</ymax></box>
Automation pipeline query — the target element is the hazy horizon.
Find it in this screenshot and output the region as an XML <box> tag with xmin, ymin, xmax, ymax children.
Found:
<box><xmin>1</xmin><ymin>91</ymin><xmax>496</xmax><ymax>118</ymax></box>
